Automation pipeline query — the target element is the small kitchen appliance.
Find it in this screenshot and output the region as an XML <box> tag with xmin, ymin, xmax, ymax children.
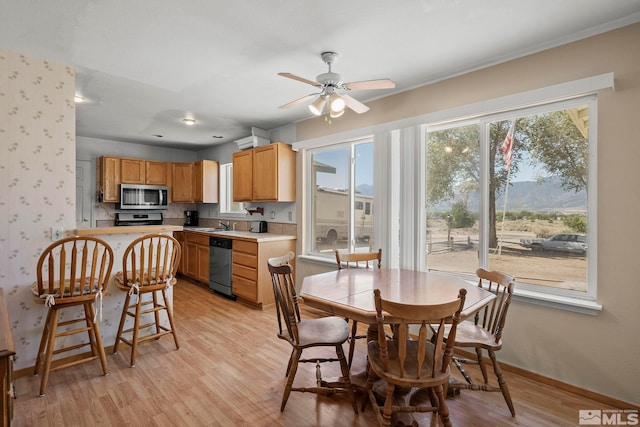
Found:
<box><xmin>184</xmin><ymin>210</ymin><xmax>198</xmax><ymax>226</ymax></box>
<box><xmin>249</xmin><ymin>220</ymin><xmax>268</xmax><ymax>233</ymax></box>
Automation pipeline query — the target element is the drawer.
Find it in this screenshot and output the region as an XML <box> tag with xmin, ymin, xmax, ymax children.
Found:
<box><xmin>185</xmin><ymin>232</ymin><xmax>209</xmax><ymax>246</ymax></box>
<box><xmin>233</xmin><ymin>240</ymin><xmax>257</xmax><ymax>255</ymax></box>
<box><xmin>233</xmin><ymin>275</ymin><xmax>257</xmax><ymax>301</ymax></box>
<box><xmin>233</xmin><ymin>251</ymin><xmax>256</xmax><ymax>267</ymax></box>
<box><xmin>233</xmin><ymin>263</ymin><xmax>257</xmax><ymax>281</ymax></box>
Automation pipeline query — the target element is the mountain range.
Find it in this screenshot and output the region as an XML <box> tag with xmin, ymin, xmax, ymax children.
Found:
<box><xmin>357</xmin><ymin>176</ymin><xmax>587</xmax><ymax>213</ymax></box>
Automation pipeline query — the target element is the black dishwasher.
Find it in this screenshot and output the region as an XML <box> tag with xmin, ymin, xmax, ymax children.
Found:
<box><xmin>209</xmin><ymin>237</ymin><xmax>235</xmax><ymax>300</ymax></box>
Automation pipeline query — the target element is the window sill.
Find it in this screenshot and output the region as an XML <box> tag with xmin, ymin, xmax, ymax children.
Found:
<box><xmin>512</xmin><ymin>288</ymin><xmax>602</xmax><ymax>316</ymax></box>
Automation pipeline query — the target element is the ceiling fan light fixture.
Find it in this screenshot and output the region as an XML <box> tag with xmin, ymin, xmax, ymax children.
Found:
<box><xmin>309</xmin><ymin>96</ymin><xmax>326</xmax><ymax>116</ymax></box>
<box><xmin>329</xmin><ymin>93</ymin><xmax>345</xmax><ymax>113</ymax></box>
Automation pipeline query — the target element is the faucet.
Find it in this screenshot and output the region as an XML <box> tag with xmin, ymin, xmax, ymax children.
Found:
<box><xmin>218</xmin><ymin>221</ymin><xmax>231</xmax><ymax>231</ymax></box>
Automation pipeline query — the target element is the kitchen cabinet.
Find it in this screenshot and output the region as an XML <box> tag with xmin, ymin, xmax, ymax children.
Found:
<box><xmin>98</xmin><ymin>156</ymin><xmax>121</xmax><ymax>202</ymax></box>
<box><xmin>173</xmin><ymin>231</ymin><xmax>185</xmax><ymax>274</ymax></box>
<box><xmin>171</xmin><ymin>160</ymin><xmax>219</xmax><ymax>203</ymax></box>
<box><xmin>120</xmin><ymin>158</ymin><xmax>145</xmax><ymax>184</ymax></box>
<box><xmin>193</xmin><ymin>160</ymin><xmax>219</xmax><ymax>203</ymax></box>
<box><xmin>145</xmin><ymin>160</ymin><xmax>169</xmax><ymax>185</ymax></box>
<box><xmin>182</xmin><ymin>231</ymin><xmax>209</xmax><ymax>284</ymax></box>
<box><xmin>171</xmin><ymin>162</ymin><xmax>194</xmax><ymax>202</ymax></box>
<box><xmin>232</xmin><ymin>238</ymin><xmax>296</xmax><ymax>309</ymax></box>
<box><xmin>232</xmin><ymin>142</ymin><xmax>295</xmax><ymax>202</ymax></box>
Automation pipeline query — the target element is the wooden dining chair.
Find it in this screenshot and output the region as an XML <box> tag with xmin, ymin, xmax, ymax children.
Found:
<box><xmin>448</xmin><ymin>268</ymin><xmax>516</xmax><ymax>417</ymax></box>
<box><xmin>363</xmin><ymin>288</ymin><xmax>467</xmax><ymax>427</ymax></box>
<box><xmin>335</xmin><ymin>248</ymin><xmax>382</xmax><ymax>369</ymax></box>
<box><xmin>112</xmin><ymin>233</ymin><xmax>181</xmax><ymax>367</ymax></box>
<box><xmin>32</xmin><ymin>236</ymin><xmax>114</xmax><ymax>396</ymax></box>
<box><xmin>268</xmin><ymin>252</ymin><xmax>358</xmax><ymax>414</ymax></box>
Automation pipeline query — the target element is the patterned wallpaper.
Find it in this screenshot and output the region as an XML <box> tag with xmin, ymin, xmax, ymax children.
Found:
<box><xmin>1</xmin><ymin>49</ymin><xmax>178</xmax><ymax>373</ymax></box>
<box><xmin>0</xmin><ymin>48</ymin><xmax>77</xmax><ymax>370</ymax></box>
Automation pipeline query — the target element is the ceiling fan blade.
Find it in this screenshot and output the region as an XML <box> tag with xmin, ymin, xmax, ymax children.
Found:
<box><xmin>342</xmin><ymin>94</ymin><xmax>370</xmax><ymax>114</ymax></box>
<box><xmin>278</xmin><ymin>94</ymin><xmax>317</xmax><ymax>109</ymax></box>
<box><xmin>278</xmin><ymin>72</ymin><xmax>321</xmax><ymax>87</ymax></box>
<box><xmin>344</xmin><ymin>78</ymin><xmax>395</xmax><ymax>91</ymax></box>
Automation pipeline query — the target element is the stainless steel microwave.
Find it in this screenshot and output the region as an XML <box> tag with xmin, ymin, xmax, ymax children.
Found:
<box><xmin>118</xmin><ymin>184</ymin><xmax>169</xmax><ymax>210</ymax></box>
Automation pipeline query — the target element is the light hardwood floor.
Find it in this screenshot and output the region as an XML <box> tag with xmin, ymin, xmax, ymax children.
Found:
<box><xmin>12</xmin><ymin>278</ymin><xmax>624</xmax><ymax>426</ymax></box>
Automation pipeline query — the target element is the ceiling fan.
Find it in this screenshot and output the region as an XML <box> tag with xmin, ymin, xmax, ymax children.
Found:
<box><xmin>278</xmin><ymin>51</ymin><xmax>395</xmax><ymax>118</ymax></box>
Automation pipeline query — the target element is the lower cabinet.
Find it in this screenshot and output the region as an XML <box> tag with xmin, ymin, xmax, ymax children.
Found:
<box><xmin>232</xmin><ymin>238</ymin><xmax>296</xmax><ymax>309</ymax></box>
<box><xmin>181</xmin><ymin>232</ymin><xmax>210</xmax><ymax>284</ymax></box>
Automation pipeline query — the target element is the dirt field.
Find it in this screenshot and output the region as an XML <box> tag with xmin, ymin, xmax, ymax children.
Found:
<box><xmin>427</xmin><ymin>219</ymin><xmax>587</xmax><ymax>291</ymax></box>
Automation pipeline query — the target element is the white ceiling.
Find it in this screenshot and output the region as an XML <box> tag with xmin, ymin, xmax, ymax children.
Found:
<box><xmin>2</xmin><ymin>1</ymin><xmax>640</xmax><ymax>150</ymax></box>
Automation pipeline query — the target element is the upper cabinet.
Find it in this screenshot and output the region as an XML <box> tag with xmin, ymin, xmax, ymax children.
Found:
<box><xmin>171</xmin><ymin>162</ymin><xmax>194</xmax><ymax>202</ymax></box>
<box><xmin>194</xmin><ymin>160</ymin><xmax>219</xmax><ymax>203</ymax></box>
<box><xmin>98</xmin><ymin>156</ymin><xmax>217</xmax><ymax>204</ymax></box>
<box><xmin>232</xmin><ymin>150</ymin><xmax>253</xmax><ymax>201</ymax></box>
<box><xmin>145</xmin><ymin>160</ymin><xmax>169</xmax><ymax>185</ymax></box>
<box><xmin>171</xmin><ymin>160</ymin><xmax>219</xmax><ymax>203</ymax></box>
<box><xmin>120</xmin><ymin>158</ymin><xmax>146</xmax><ymax>184</ymax></box>
<box><xmin>98</xmin><ymin>156</ymin><xmax>121</xmax><ymax>202</ymax></box>
<box><xmin>233</xmin><ymin>142</ymin><xmax>295</xmax><ymax>202</ymax></box>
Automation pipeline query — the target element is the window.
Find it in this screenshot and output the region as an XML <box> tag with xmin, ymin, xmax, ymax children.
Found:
<box><xmin>425</xmin><ymin>97</ymin><xmax>594</xmax><ymax>299</ymax></box>
<box><xmin>296</xmin><ymin>74</ymin><xmax>610</xmax><ymax>312</ymax></box>
<box><xmin>219</xmin><ymin>163</ymin><xmax>245</xmax><ymax>215</ymax></box>
<box><xmin>308</xmin><ymin>139</ymin><xmax>374</xmax><ymax>256</ymax></box>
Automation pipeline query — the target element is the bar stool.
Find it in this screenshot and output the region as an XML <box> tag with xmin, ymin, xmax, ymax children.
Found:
<box><xmin>32</xmin><ymin>236</ymin><xmax>114</xmax><ymax>396</ymax></box>
<box><xmin>112</xmin><ymin>233</ymin><xmax>181</xmax><ymax>367</ymax></box>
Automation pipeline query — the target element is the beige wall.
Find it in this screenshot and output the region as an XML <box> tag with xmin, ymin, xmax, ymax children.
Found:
<box><xmin>295</xmin><ymin>24</ymin><xmax>640</xmax><ymax>406</ymax></box>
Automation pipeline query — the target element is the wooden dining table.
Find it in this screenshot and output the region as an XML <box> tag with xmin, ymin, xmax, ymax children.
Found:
<box><xmin>300</xmin><ymin>268</ymin><xmax>496</xmax><ymax>325</ymax></box>
<box><xmin>299</xmin><ymin>267</ymin><xmax>496</xmax><ymax>395</ymax></box>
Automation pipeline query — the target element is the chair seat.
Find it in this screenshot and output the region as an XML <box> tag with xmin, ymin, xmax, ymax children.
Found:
<box><xmin>114</xmin><ymin>270</ymin><xmax>176</xmax><ymax>289</ymax></box>
<box><xmin>454</xmin><ymin>321</ymin><xmax>503</xmax><ymax>350</ymax></box>
<box><xmin>367</xmin><ymin>340</ymin><xmax>450</xmax><ymax>390</ymax></box>
<box><xmin>297</xmin><ymin>316</ymin><xmax>350</xmax><ymax>347</ymax></box>
<box><xmin>31</xmin><ymin>278</ymin><xmax>103</xmax><ymax>300</ymax></box>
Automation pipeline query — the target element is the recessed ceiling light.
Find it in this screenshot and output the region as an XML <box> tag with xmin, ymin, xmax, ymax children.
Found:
<box><xmin>182</xmin><ymin>118</ymin><xmax>196</xmax><ymax>126</ymax></box>
<box><xmin>153</xmin><ymin>134</ymin><xmax>164</xmax><ymax>138</ymax></box>
<box><xmin>74</xmin><ymin>95</ymin><xmax>85</xmax><ymax>103</ymax></box>
<box><xmin>212</xmin><ymin>135</ymin><xmax>223</xmax><ymax>139</ymax></box>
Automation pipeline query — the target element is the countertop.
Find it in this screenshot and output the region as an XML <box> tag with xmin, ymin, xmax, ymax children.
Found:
<box><xmin>182</xmin><ymin>227</ymin><xmax>297</xmax><ymax>243</ymax></box>
<box><xmin>74</xmin><ymin>225</ymin><xmax>296</xmax><ymax>242</ymax></box>
<box><xmin>74</xmin><ymin>225</ymin><xmax>183</xmax><ymax>236</ymax></box>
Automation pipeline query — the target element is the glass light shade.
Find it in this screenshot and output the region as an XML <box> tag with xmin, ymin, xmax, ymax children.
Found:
<box><xmin>330</xmin><ymin>108</ymin><xmax>345</xmax><ymax>118</ymax></box>
<box><xmin>329</xmin><ymin>93</ymin><xmax>345</xmax><ymax>113</ymax></box>
<box><xmin>309</xmin><ymin>96</ymin><xmax>326</xmax><ymax>116</ymax></box>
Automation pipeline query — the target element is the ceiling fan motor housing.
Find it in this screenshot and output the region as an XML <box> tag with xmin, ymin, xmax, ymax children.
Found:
<box><xmin>316</xmin><ymin>72</ymin><xmax>343</xmax><ymax>88</ymax></box>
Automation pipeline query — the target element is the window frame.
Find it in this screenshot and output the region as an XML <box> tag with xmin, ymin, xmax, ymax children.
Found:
<box><xmin>305</xmin><ymin>137</ymin><xmax>374</xmax><ymax>257</ymax></box>
<box><xmin>218</xmin><ymin>162</ymin><xmax>246</xmax><ymax>217</ymax></box>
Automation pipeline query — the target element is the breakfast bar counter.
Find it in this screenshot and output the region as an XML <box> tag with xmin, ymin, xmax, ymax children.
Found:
<box><xmin>74</xmin><ymin>225</ymin><xmax>183</xmax><ymax>236</ymax></box>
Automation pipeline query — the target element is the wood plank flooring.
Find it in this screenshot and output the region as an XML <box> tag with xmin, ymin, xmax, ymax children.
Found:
<box><xmin>12</xmin><ymin>278</ymin><xmax>623</xmax><ymax>426</ymax></box>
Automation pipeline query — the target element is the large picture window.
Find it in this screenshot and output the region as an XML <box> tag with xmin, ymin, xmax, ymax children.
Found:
<box><xmin>425</xmin><ymin>97</ymin><xmax>593</xmax><ymax>298</ymax></box>
<box><xmin>308</xmin><ymin>139</ymin><xmax>374</xmax><ymax>256</ymax></box>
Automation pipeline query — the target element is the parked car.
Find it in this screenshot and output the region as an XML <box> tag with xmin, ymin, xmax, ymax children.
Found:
<box><xmin>520</xmin><ymin>233</ymin><xmax>587</xmax><ymax>254</ymax></box>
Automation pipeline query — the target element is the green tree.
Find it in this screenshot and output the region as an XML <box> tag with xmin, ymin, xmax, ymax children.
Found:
<box><xmin>426</xmin><ymin>108</ymin><xmax>588</xmax><ymax>249</ymax></box>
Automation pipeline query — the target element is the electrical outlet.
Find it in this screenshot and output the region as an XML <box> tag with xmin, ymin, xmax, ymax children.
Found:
<box><xmin>270</xmin><ymin>211</ymin><xmax>275</xmax><ymax>219</ymax></box>
<box><xmin>51</xmin><ymin>226</ymin><xmax>64</xmax><ymax>241</ymax></box>
<box><xmin>288</xmin><ymin>211</ymin><xmax>293</xmax><ymax>221</ymax></box>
